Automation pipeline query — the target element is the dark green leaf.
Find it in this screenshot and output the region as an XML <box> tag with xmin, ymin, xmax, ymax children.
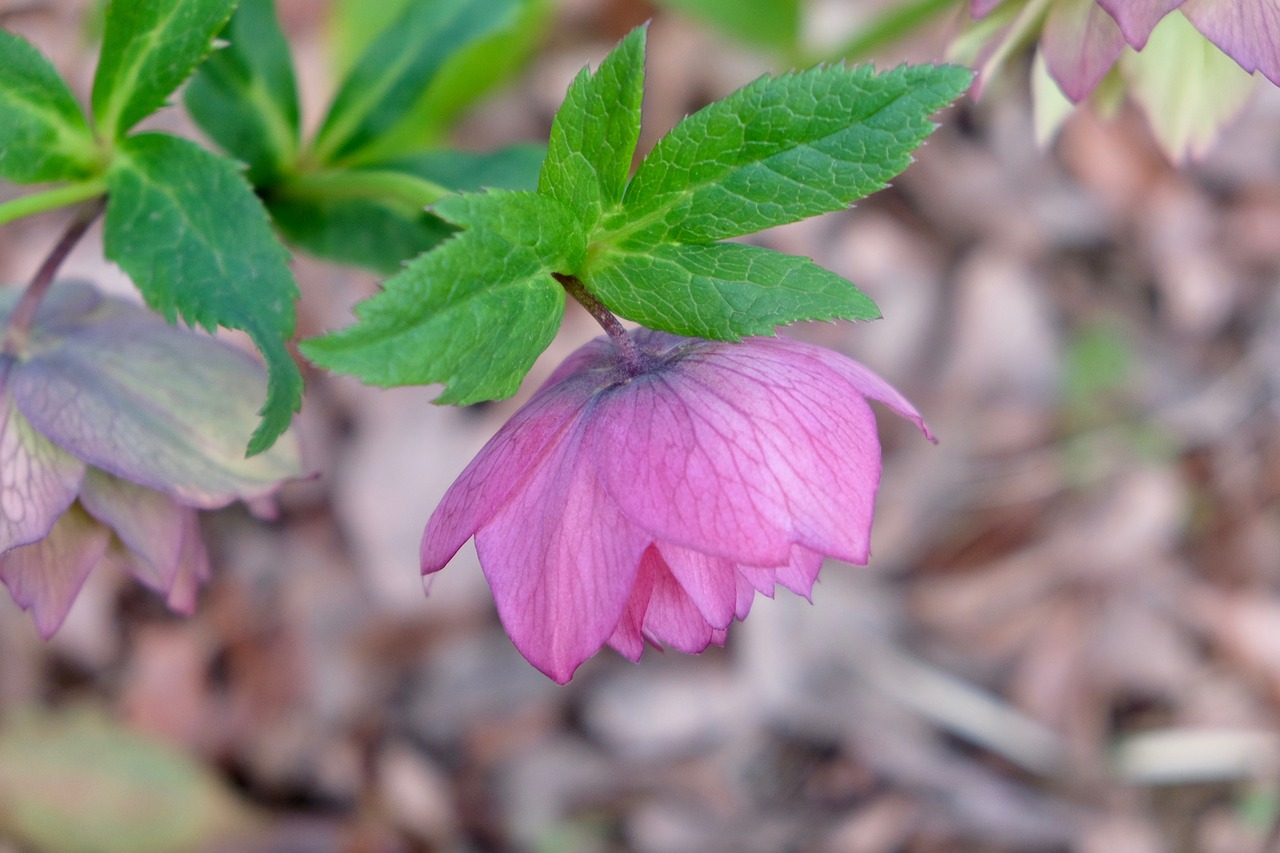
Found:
<box><xmin>0</xmin><ymin>31</ymin><xmax>98</xmax><ymax>183</ymax></box>
<box><xmin>605</xmin><ymin>63</ymin><xmax>973</xmax><ymax>246</ymax></box>
<box><xmin>584</xmin><ymin>242</ymin><xmax>879</xmax><ymax>339</ymax></box>
<box><xmin>103</xmin><ymin>133</ymin><xmax>301</xmax><ymax>454</ymax></box>
<box><xmin>184</xmin><ymin>0</ymin><xmax>300</xmax><ymax>183</ymax></box>
<box><xmin>269</xmin><ymin>195</ymin><xmax>454</xmax><ymax>275</ymax></box>
<box><xmin>311</xmin><ymin>0</ymin><xmax>531</xmax><ymax>166</ymax></box>
<box><xmin>92</xmin><ymin>0</ymin><xmax>238</xmax><ymax>139</ymax></box>
<box><xmin>538</xmin><ymin>26</ymin><xmax>646</xmax><ymax>234</ymax></box>
<box><xmin>301</xmin><ymin>191</ymin><xmax>582</xmax><ymax>404</ymax></box>
<box><xmin>652</xmin><ymin>0</ymin><xmax>799</xmax><ymax>52</ymax></box>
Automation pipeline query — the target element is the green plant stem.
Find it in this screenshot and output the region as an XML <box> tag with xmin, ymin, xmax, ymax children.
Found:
<box><xmin>817</xmin><ymin>0</ymin><xmax>963</xmax><ymax>63</ymax></box>
<box><xmin>555</xmin><ymin>273</ymin><xmax>649</xmax><ymax>376</ymax></box>
<box><xmin>0</xmin><ymin>179</ymin><xmax>109</xmax><ymax>228</ymax></box>
<box><xmin>276</xmin><ymin>169</ymin><xmax>450</xmax><ymax>212</ymax></box>
<box><xmin>3</xmin><ymin>196</ymin><xmax>107</xmax><ymax>355</ymax></box>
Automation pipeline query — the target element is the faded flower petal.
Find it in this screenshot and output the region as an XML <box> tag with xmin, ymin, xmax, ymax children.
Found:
<box><xmin>79</xmin><ymin>469</ymin><xmax>209</xmax><ymax>611</ymax></box>
<box><xmin>0</xmin><ymin>360</ymin><xmax>84</xmax><ymax>554</ymax></box>
<box><xmin>1096</xmin><ymin>0</ymin><xmax>1184</xmax><ymax>47</ymax></box>
<box><xmin>1041</xmin><ymin>0</ymin><xmax>1129</xmax><ymax>101</ymax></box>
<box><xmin>0</xmin><ymin>505</ymin><xmax>110</xmax><ymax>637</ymax></box>
<box><xmin>422</xmin><ymin>330</ymin><xmax>931</xmax><ymax>682</ymax></box>
<box><xmin>1181</xmin><ymin>0</ymin><xmax>1280</xmax><ymax>86</ymax></box>
<box><xmin>13</xmin><ymin>286</ymin><xmax>299</xmax><ymax>508</ymax></box>
<box><xmin>0</xmin><ymin>281</ymin><xmax>299</xmax><ymax>637</ymax></box>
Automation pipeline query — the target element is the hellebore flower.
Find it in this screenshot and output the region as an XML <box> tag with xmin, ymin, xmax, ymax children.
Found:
<box><xmin>422</xmin><ymin>329</ymin><xmax>932</xmax><ymax>683</ymax></box>
<box><xmin>960</xmin><ymin>0</ymin><xmax>1273</xmax><ymax>159</ymax></box>
<box><xmin>0</xmin><ymin>281</ymin><xmax>302</xmax><ymax>636</ymax></box>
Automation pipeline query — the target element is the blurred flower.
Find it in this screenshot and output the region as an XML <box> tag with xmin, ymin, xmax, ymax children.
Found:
<box><xmin>958</xmin><ymin>0</ymin><xmax>1271</xmax><ymax>159</ymax></box>
<box><xmin>0</xmin><ymin>281</ymin><xmax>302</xmax><ymax>636</ymax></box>
<box><xmin>422</xmin><ymin>329</ymin><xmax>933</xmax><ymax>683</ymax></box>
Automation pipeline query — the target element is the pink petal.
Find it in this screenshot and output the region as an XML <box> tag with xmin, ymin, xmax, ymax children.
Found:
<box><xmin>591</xmin><ymin>336</ymin><xmax>888</xmax><ymax>567</ymax></box>
<box><xmin>608</xmin><ymin>550</ymin><xmax>655</xmax><ymax>662</ymax></box>
<box><xmin>972</xmin><ymin>0</ymin><xmax>1007</xmax><ymax>17</ymax></box>
<box><xmin>473</xmin><ymin>417</ymin><xmax>650</xmax><ymax>684</ymax></box>
<box><xmin>1097</xmin><ymin>0</ymin><xmax>1184</xmax><ymax>47</ymax></box>
<box><xmin>765</xmin><ymin>336</ymin><xmax>934</xmax><ymax>442</ymax></box>
<box><xmin>633</xmin><ymin>548</ymin><xmax>719</xmax><ymax>655</ymax></box>
<box><xmin>0</xmin><ymin>504</ymin><xmax>109</xmax><ymax>637</ymax></box>
<box><xmin>773</xmin><ymin>546</ymin><xmax>827</xmax><ymax>600</ymax></box>
<box><xmin>655</xmin><ymin>541</ymin><xmax>738</xmax><ymax>630</ymax></box>
<box><xmin>1182</xmin><ymin>0</ymin><xmax>1280</xmax><ymax>85</ymax></box>
<box><xmin>1041</xmin><ymin>0</ymin><xmax>1128</xmax><ymax>101</ymax></box>
<box><xmin>420</xmin><ymin>353</ymin><xmax>609</xmax><ymax>575</ymax></box>
<box><xmin>1</xmin><ymin>361</ymin><xmax>85</xmax><ymax>554</ymax></box>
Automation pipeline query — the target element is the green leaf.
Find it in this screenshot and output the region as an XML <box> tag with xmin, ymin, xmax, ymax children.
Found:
<box><xmin>652</xmin><ymin>0</ymin><xmax>799</xmax><ymax>53</ymax></box>
<box><xmin>0</xmin><ymin>31</ymin><xmax>99</xmax><ymax>183</ymax></box>
<box><xmin>184</xmin><ymin>0</ymin><xmax>300</xmax><ymax>183</ymax></box>
<box><xmin>92</xmin><ymin>0</ymin><xmax>238</xmax><ymax>139</ymax></box>
<box><xmin>311</xmin><ymin>0</ymin><xmax>532</xmax><ymax>166</ymax></box>
<box><xmin>538</xmin><ymin>26</ymin><xmax>646</xmax><ymax>234</ymax></box>
<box><xmin>360</xmin><ymin>0</ymin><xmax>553</xmax><ymax>158</ymax></box>
<box><xmin>269</xmin><ymin>195</ymin><xmax>455</xmax><ymax>275</ymax></box>
<box><xmin>301</xmin><ymin>191</ymin><xmax>582</xmax><ymax>404</ymax></box>
<box><xmin>584</xmin><ymin>242</ymin><xmax>879</xmax><ymax>339</ymax></box>
<box><xmin>605</xmin><ymin>63</ymin><xmax>973</xmax><ymax>247</ymax></box>
<box><xmin>267</xmin><ymin>145</ymin><xmax>545</xmax><ymax>274</ymax></box>
<box><xmin>326</xmin><ymin>0</ymin><xmax>411</xmax><ymax>78</ymax></box>
<box><xmin>103</xmin><ymin>133</ymin><xmax>301</xmax><ymax>455</ymax></box>
<box><xmin>387</xmin><ymin>143</ymin><xmax>547</xmax><ymax>193</ymax></box>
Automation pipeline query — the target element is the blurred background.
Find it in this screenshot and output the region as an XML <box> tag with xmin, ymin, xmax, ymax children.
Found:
<box><xmin>3</xmin><ymin>0</ymin><xmax>1280</xmax><ymax>850</ymax></box>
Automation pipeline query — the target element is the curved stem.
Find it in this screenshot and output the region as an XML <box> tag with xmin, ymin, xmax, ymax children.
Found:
<box><xmin>3</xmin><ymin>197</ymin><xmax>107</xmax><ymax>354</ymax></box>
<box><xmin>555</xmin><ymin>274</ymin><xmax>649</xmax><ymax>376</ymax></box>
<box><xmin>0</xmin><ymin>178</ymin><xmax>108</xmax><ymax>228</ymax></box>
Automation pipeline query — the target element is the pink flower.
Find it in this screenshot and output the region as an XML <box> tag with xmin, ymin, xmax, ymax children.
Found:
<box><xmin>421</xmin><ymin>329</ymin><xmax>933</xmax><ymax>683</ymax></box>
<box><xmin>0</xmin><ymin>282</ymin><xmax>301</xmax><ymax>636</ymax></box>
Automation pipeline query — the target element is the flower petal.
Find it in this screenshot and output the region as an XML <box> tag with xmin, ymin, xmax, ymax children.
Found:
<box><xmin>13</xmin><ymin>285</ymin><xmax>300</xmax><ymax>508</ymax></box>
<box><xmin>1181</xmin><ymin>0</ymin><xmax>1280</xmax><ymax>85</ymax></box>
<box><xmin>0</xmin><ymin>359</ymin><xmax>85</xmax><ymax>554</ymax></box>
<box><xmin>656</xmin><ymin>541</ymin><xmax>738</xmax><ymax>630</ymax></box>
<box><xmin>420</xmin><ymin>360</ymin><xmax>605</xmax><ymax>574</ymax></box>
<box><xmin>79</xmin><ymin>468</ymin><xmax>208</xmax><ymax>610</ymax></box>
<box><xmin>0</xmin><ymin>504</ymin><xmax>109</xmax><ymax>637</ymax></box>
<box><xmin>773</xmin><ymin>546</ymin><xmax>826</xmax><ymax>600</ymax></box>
<box><xmin>473</xmin><ymin>417</ymin><xmax>649</xmax><ymax>684</ymax></box>
<box><xmin>1097</xmin><ymin>0</ymin><xmax>1185</xmax><ymax>48</ymax></box>
<box><xmin>592</xmin><ymin>336</ymin><xmax>889</xmax><ymax>566</ymax></box>
<box><xmin>164</xmin><ymin>509</ymin><xmax>211</xmax><ymax>615</ymax></box>
<box><xmin>633</xmin><ymin>547</ymin><xmax>719</xmax><ymax>655</ymax></box>
<box><xmin>1041</xmin><ymin>0</ymin><xmax>1128</xmax><ymax>101</ymax></box>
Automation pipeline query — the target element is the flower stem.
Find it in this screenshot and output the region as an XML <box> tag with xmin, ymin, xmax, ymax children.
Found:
<box><xmin>555</xmin><ymin>274</ymin><xmax>648</xmax><ymax>375</ymax></box>
<box><xmin>3</xmin><ymin>196</ymin><xmax>107</xmax><ymax>355</ymax></box>
<box><xmin>0</xmin><ymin>178</ymin><xmax>108</xmax><ymax>228</ymax></box>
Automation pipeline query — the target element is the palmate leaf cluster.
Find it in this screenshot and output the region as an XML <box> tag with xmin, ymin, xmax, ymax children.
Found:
<box><xmin>0</xmin><ymin>0</ymin><xmax>552</xmax><ymax>453</ymax></box>
<box><xmin>303</xmin><ymin>27</ymin><xmax>972</xmax><ymax>406</ymax></box>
